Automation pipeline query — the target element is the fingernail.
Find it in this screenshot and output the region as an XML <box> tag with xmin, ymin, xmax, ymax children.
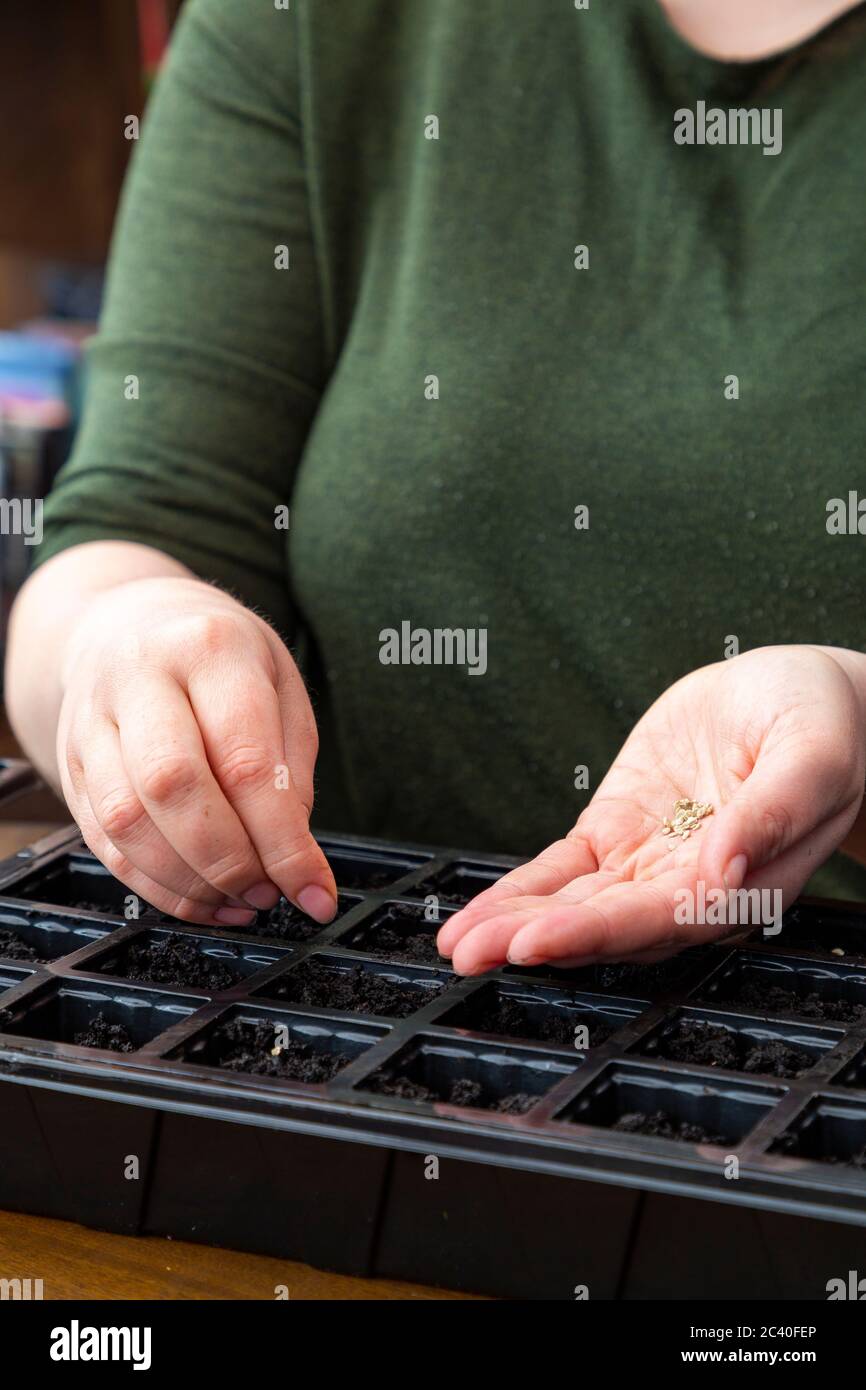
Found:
<box><xmin>244</xmin><ymin>881</ymin><xmax>280</xmax><ymax>910</ymax></box>
<box><xmin>214</xmin><ymin>906</ymin><xmax>257</xmax><ymax>927</ymax></box>
<box><xmin>297</xmin><ymin>884</ymin><xmax>337</xmax><ymax>924</ymax></box>
<box><xmin>724</xmin><ymin>854</ymin><xmax>748</xmax><ymax>891</ymax></box>
<box><xmin>506</xmin><ymin>952</ymin><xmax>547</xmax><ymax>967</ymax></box>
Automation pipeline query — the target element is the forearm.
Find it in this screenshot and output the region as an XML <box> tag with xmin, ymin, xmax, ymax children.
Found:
<box><xmin>4</xmin><ymin>541</ymin><xmax>193</xmax><ymax>792</ymax></box>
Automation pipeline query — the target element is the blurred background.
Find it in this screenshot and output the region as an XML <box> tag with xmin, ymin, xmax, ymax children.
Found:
<box><xmin>0</xmin><ymin>1</ymin><xmax>183</xmax><ymax>835</ymax></box>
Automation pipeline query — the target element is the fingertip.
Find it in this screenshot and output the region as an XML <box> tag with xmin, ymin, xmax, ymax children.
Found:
<box><xmin>434</xmin><ymin>913</ymin><xmax>465</xmax><ymax>956</ymax></box>
<box><xmin>214</xmin><ymin>906</ymin><xmax>258</xmax><ymax>927</ymax></box>
<box><xmin>506</xmin><ymin>928</ymin><xmax>547</xmax><ymax>967</ymax></box>
<box><xmin>297</xmin><ymin>883</ymin><xmax>337</xmax><ymax>924</ymax></box>
<box><xmin>451</xmin><ymin>956</ymin><xmax>501</xmax><ymax>977</ymax></box>
<box><xmin>244</xmin><ymin>880</ymin><xmax>281</xmax><ymax>911</ymax></box>
<box><xmin>450</xmin><ymin>935</ymin><xmax>502</xmax><ymax>977</ymax></box>
<box><xmin>723</xmin><ymin>853</ymin><xmax>748</xmax><ymax>891</ymax></box>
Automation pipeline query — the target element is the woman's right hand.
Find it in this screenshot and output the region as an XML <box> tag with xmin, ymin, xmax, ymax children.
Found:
<box><xmin>55</xmin><ymin>574</ymin><xmax>336</xmax><ymax>928</ymax></box>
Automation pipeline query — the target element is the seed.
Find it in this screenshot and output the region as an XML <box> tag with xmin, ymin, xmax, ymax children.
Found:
<box><xmin>659</xmin><ymin>797</ymin><xmax>714</xmax><ymax>843</ymax></box>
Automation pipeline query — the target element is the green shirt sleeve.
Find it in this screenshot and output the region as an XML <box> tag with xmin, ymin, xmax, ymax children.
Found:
<box><xmin>35</xmin><ymin>0</ymin><xmax>324</xmax><ymax>639</ymax></box>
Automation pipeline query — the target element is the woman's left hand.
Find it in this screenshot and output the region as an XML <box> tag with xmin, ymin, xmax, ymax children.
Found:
<box><xmin>437</xmin><ymin>646</ymin><xmax>866</xmax><ymax>974</ymax></box>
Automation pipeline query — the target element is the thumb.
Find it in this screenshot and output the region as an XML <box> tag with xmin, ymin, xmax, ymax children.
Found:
<box><xmin>698</xmin><ymin>740</ymin><xmax>860</xmax><ymax>893</ymax></box>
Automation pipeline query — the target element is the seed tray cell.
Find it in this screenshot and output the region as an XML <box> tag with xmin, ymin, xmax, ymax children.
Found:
<box><xmin>247</xmin><ymin>892</ymin><xmax>362</xmax><ymax>943</ymax></box>
<box><xmin>404</xmin><ymin>860</ymin><xmax>506</xmax><ymax>908</ymax></box>
<box><xmin>315</xmin><ymin>841</ymin><xmax>432</xmax><ymax>893</ymax></box>
<box><xmin>334</xmin><ymin>900</ymin><xmax>455</xmax><ymax>966</ymax></box>
<box><xmin>557</xmin><ymin>1062</ymin><xmax>782</xmax><ymax>1148</ymax></box>
<box><xmin>772</xmin><ymin>1095</ymin><xmax>866</xmax><ymax>1170</ymax></box>
<box><xmin>636</xmin><ymin>1005</ymin><xmax>843</xmax><ymax>1080</ymax></box>
<box><xmin>171</xmin><ymin>1004</ymin><xmax>388</xmax><ymax>1084</ymax></box>
<box><xmin>0</xmin><ymin>979</ymin><xmax>202</xmax><ymax>1054</ymax></box>
<box><xmin>5</xmin><ymin>851</ymin><xmax>175</xmax><ymax>921</ymax></box>
<box><xmin>505</xmin><ymin>947</ymin><xmax>708</xmax><ymax>1000</ymax></box>
<box><xmin>71</xmin><ymin>925</ymin><xmax>290</xmax><ymax>994</ymax></box>
<box><xmin>0</xmin><ymin>847</ymin><xmax>367</xmax><ymax>941</ymax></box>
<box><xmin>748</xmin><ymin>898</ymin><xmax>866</xmax><ymax>962</ymax></box>
<box><xmin>0</xmin><ymin>964</ymin><xmax>34</xmax><ymax>997</ymax></box>
<box><xmin>357</xmin><ymin>1032</ymin><xmax>581</xmax><ymax>1117</ymax></box>
<box><xmin>0</xmin><ymin>904</ymin><xmax>114</xmax><ymax>964</ymax></box>
<box><xmin>695</xmin><ymin>950</ymin><xmax>866</xmax><ymax>1023</ymax></box>
<box><xmin>439</xmin><ymin>978</ymin><xmax>641</xmax><ymax>1050</ymax></box>
<box><xmin>4</xmin><ymin>820</ymin><xmax>866</xmax><ymax>1296</ymax></box>
<box><xmin>253</xmin><ymin>952</ymin><xmax>450</xmax><ymax>1020</ymax></box>
<box><xmin>824</xmin><ymin>1044</ymin><xmax>866</xmax><ymax>1092</ymax></box>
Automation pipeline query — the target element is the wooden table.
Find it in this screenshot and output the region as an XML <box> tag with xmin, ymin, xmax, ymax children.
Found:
<box><xmin>0</xmin><ymin>1209</ymin><xmax>477</xmax><ymax>1300</ymax></box>
<box><xmin>0</xmin><ymin>779</ymin><xmax>477</xmax><ymax>1301</ymax></box>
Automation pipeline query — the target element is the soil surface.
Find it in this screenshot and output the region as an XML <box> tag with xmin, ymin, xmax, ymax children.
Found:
<box><xmin>780</xmin><ymin>934</ymin><xmax>866</xmax><ymax>959</ymax></box>
<box><xmin>777</xmin><ymin>1133</ymin><xmax>866</xmax><ymax>1169</ymax></box>
<box><xmin>356</xmin><ymin>905</ymin><xmax>446</xmax><ymax>965</ymax></box>
<box><xmin>254</xmin><ymin>899</ymin><xmax>333</xmax><ymax>944</ymax></box>
<box><xmin>412</xmin><ymin>876</ymin><xmax>499</xmax><ymax>908</ymax></box>
<box><xmin>206</xmin><ymin>1017</ymin><xmax>350</xmax><ymax>1082</ymax></box>
<box><xmin>612</xmin><ymin>1109</ymin><xmax>728</xmax><ymax>1144</ymax></box>
<box><xmin>71</xmin><ymin>896</ymin><xmax>174</xmax><ymax>924</ymax></box>
<box><xmin>594</xmin><ymin>958</ymin><xmax>692</xmax><ymax>994</ymax></box>
<box><xmin>710</xmin><ymin>979</ymin><xmax>866</xmax><ymax>1024</ymax></box>
<box><xmin>263</xmin><ymin>958</ymin><xmax>442</xmax><ymax>1018</ymax></box>
<box><xmin>331</xmin><ymin>863</ymin><xmax>403</xmax><ymax>891</ymax></box>
<box><xmin>553</xmin><ymin>955</ymin><xmax>695</xmax><ymax>996</ymax></box>
<box><xmin>653</xmin><ymin>1018</ymin><xmax>815</xmax><ymax>1078</ymax></box>
<box><xmin>435</xmin><ymin>892</ymin><xmax>474</xmax><ymax>908</ymax></box>
<box><xmin>74</xmin><ymin>1013</ymin><xmax>135</xmax><ymax>1052</ymax></box>
<box><xmin>118</xmin><ymin>933</ymin><xmax>240</xmax><ymax>990</ymax></box>
<box><xmin>70</xmin><ymin>898</ymin><xmax>115</xmax><ymax>914</ymax></box>
<box><xmin>367</xmin><ymin>1070</ymin><xmax>536</xmax><ymax>1114</ymax></box>
<box><xmin>420</xmin><ymin>888</ymin><xmax>475</xmax><ymax>909</ymax></box>
<box><xmin>467</xmin><ymin>991</ymin><xmax>616</xmax><ymax>1047</ymax></box>
<box><xmin>776</xmin><ymin>911</ymin><xmax>866</xmax><ymax>959</ymax></box>
<box><xmin>0</xmin><ymin>929</ymin><xmax>40</xmax><ymax>963</ymax></box>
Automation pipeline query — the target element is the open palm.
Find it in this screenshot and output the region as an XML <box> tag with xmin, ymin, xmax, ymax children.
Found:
<box><xmin>437</xmin><ymin>647</ymin><xmax>865</xmax><ymax>974</ymax></box>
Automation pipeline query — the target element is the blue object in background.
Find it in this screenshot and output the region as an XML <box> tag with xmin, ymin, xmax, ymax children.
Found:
<box><xmin>0</xmin><ymin>330</ymin><xmax>81</xmax><ymax>424</ymax></box>
<box><xmin>0</xmin><ymin>329</ymin><xmax>87</xmax><ymax>689</ymax></box>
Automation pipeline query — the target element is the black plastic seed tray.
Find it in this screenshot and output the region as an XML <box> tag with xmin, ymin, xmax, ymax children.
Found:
<box><xmin>3</xmin><ymin>822</ymin><xmax>866</xmax><ymax>1298</ymax></box>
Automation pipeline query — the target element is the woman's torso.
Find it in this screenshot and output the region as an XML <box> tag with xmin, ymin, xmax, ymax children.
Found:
<box><xmin>287</xmin><ymin>0</ymin><xmax>866</xmax><ymax>897</ymax></box>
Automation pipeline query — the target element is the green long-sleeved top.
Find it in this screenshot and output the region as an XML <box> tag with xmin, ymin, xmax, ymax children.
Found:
<box><xmin>37</xmin><ymin>0</ymin><xmax>866</xmax><ymax>897</ymax></box>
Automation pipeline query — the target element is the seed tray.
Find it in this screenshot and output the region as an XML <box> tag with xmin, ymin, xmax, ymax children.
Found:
<box><xmin>3</xmin><ymin>823</ymin><xmax>866</xmax><ymax>1297</ymax></box>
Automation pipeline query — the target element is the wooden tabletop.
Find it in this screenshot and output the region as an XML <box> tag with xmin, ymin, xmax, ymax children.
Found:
<box><xmin>0</xmin><ymin>776</ymin><xmax>476</xmax><ymax>1301</ymax></box>
<box><xmin>0</xmin><ymin>1209</ymin><xmax>478</xmax><ymax>1300</ymax></box>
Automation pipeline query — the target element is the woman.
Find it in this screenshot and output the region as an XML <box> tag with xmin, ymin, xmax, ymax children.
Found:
<box><xmin>6</xmin><ymin>0</ymin><xmax>866</xmax><ymax>976</ymax></box>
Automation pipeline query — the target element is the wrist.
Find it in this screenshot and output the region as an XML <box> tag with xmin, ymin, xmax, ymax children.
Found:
<box><xmin>812</xmin><ymin>645</ymin><xmax>866</xmax><ymax>723</ymax></box>
<box><xmin>810</xmin><ymin>647</ymin><xmax>866</xmax><ymax>867</ymax></box>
